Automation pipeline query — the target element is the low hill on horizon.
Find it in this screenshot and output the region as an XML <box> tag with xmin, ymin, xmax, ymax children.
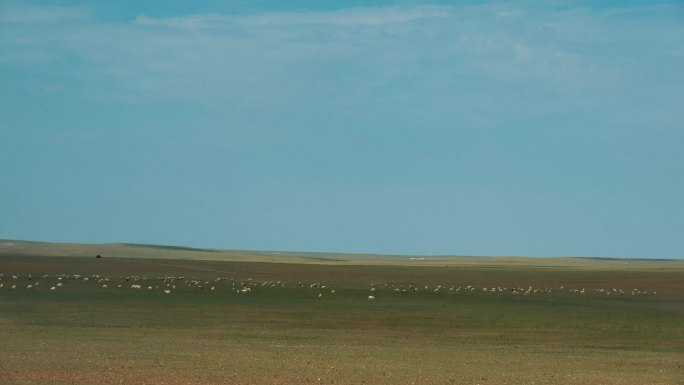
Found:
<box><xmin>1</xmin><ymin>239</ymin><xmax>682</xmax><ymax>269</ymax></box>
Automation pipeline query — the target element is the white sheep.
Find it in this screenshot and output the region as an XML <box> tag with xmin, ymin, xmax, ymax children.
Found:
<box><xmin>368</xmin><ymin>295</ymin><xmax>375</xmax><ymax>300</ymax></box>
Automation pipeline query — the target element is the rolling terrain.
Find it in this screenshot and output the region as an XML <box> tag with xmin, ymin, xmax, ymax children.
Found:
<box><xmin>0</xmin><ymin>240</ymin><xmax>682</xmax><ymax>384</ymax></box>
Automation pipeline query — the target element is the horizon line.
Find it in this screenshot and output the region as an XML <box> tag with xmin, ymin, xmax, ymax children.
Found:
<box><xmin>1</xmin><ymin>238</ymin><xmax>681</xmax><ymax>261</ymax></box>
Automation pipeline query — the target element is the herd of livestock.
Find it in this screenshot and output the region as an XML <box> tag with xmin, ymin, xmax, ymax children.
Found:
<box><xmin>0</xmin><ymin>272</ymin><xmax>658</xmax><ymax>299</ymax></box>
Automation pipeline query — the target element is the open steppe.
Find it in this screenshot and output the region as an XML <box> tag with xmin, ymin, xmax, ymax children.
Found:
<box><xmin>1</xmin><ymin>240</ymin><xmax>682</xmax><ymax>384</ymax></box>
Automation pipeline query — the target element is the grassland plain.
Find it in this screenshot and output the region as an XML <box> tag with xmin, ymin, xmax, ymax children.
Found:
<box><xmin>0</xmin><ymin>241</ymin><xmax>683</xmax><ymax>384</ymax></box>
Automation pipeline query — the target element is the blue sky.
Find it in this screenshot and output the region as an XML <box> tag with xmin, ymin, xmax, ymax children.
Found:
<box><xmin>1</xmin><ymin>1</ymin><xmax>683</xmax><ymax>258</ymax></box>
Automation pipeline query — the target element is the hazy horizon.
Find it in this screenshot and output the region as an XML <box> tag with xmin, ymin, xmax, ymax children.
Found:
<box><xmin>5</xmin><ymin>237</ymin><xmax>684</xmax><ymax>261</ymax></box>
<box><xmin>2</xmin><ymin>1</ymin><xmax>683</xmax><ymax>259</ymax></box>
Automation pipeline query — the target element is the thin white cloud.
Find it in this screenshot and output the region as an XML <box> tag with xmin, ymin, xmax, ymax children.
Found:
<box><xmin>134</xmin><ymin>6</ymin><xmax>451</xmax><ymax>29</ymax></box>
<box><xmin>2</xmin><ymin>1</ymin><xmax>682</xmax><ymax>120</ymax></box>
<box><xmin>0</xmin><ymin>4</ymin><xmax>90</xmax><ymax>23</ymax></box>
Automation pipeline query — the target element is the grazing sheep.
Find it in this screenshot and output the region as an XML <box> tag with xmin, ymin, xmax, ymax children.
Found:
<box><xmin>163</xmin><ymin>290</ymin><xmax>171</xmax><ymax>294</ymax></box>
<box><xmin>50</xmin><ymin>286</ymin><xmax>56</xmax><ymax>291</ymax></box>
<box><xmin>318</xmin><ymin>293</ymin><xmax>323</xmax><ymax>298</ymax></box>
<box><xmin>368</xmin><ymin>295</ymin><xmax>375</xmax><ymax>300</ymax></box>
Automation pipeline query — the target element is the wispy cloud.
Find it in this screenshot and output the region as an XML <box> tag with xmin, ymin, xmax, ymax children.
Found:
<box><xmin>0</xmin><ymin>4</ymin><xmax>90</xmax><ymax>23</ymax></box>
<box><xmin>2</xmin><ymin>1</ymin><xmax>683</xmax><ymax>118</ymax></box>
<box><xmin>134</xmin><ymin>6</ymin><xmax>451</xmax><ymax>29</ymax></box>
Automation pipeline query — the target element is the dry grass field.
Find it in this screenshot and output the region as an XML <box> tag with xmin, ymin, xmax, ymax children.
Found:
<box><xmin>1</xmin><ymin>241</ymin><xmax>683</xmax><ymax>384</ymax></box>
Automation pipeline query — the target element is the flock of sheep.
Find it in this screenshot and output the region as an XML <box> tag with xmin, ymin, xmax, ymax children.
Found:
<box><xmin>0</xmin><ymin>272</ymin><xmax>658</xmax><ymax>300</ymax></box>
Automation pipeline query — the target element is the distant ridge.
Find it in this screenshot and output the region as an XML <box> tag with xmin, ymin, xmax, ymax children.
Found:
<box><xmin>1</xmin><ymin>239</ymin><xmax>682</xmax><ymax>268</ymax></box>
<box><xmin>573</xmin><ymin>256</ymin><xmax>680</xmax><ymax>262</ymax></box>
<box><xmin>118</xmin><ymin>243</ymin><xmax>219</xmax><ymax>253</ymax></box>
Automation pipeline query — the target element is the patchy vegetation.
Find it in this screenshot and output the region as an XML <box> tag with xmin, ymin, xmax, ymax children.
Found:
<box><xmin>0</xmin><ymin>251</ymin><xmax>683</xmax><ymax>384</ymax></box>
